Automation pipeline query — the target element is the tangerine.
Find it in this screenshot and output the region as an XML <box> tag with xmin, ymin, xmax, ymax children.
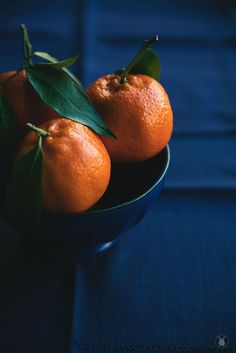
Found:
<box><xmin>0</xmin><ymin>69</ymin><xmax>59</xmax><ymax>133</ymax></box>
<box><xmin>16</xmin><ymin>118</ymin><xmax>111</xmax><ymax>213</ymax></box>
<box><xmin>87</xmin><ymin>73</ymin><xmax>173</xmax><ymax>162</ymax></box>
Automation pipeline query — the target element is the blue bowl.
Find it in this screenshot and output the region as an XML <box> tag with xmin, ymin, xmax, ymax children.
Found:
<box><xmin>32</xmin><ymin>145</ymin><xmax>170</xmax><ymax>261</ymax></box>
<box><xmin>0</xmin><ymin>146</ymin><xmax>170</xmax><ymax>262</ymax></box>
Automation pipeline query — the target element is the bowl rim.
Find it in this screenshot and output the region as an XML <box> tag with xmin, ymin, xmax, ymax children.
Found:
<box><xmin>82</xmin><ymin>144</ymin><xmax>170</xmax><ymax>216</ymax></box>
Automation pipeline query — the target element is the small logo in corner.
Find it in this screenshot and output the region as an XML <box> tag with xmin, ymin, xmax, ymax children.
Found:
<box><xmin>215</xmin><ymin>334</ymin><xmax>229</xmax><ymax>349</ymax></box>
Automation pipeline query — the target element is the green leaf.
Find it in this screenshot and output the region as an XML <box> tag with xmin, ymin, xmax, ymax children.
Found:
<box><xmin>130</xmin><ymin>48</ymin><xmax>160</xmax><ymax>80</ymax></box>
<box><xmin>34</xmin><ymin>51</ymin><xmax>83</xmax><ymax>89</ymax></box>
<box><xmin>6</xmin><ymin>135</ymin><xmax>43</xmax><ymax>232</ymax></box>
<box><xmin>34</xmin><ymin>52</ymin><xmax>79</xmax><ymax>69</ymax></box>
<box><xmin>115</xmin><ymin>49</ymin><xmax>160</xmax><ymax>81</ymax></box>
<box><xmin>34</xmin><ymin>51</ymin><xmax>58</xmax><ymax>63</ymax></box>
<box><xmin>0</xmin><ymin>92</ymin><xmax>20</xmax><ymax>164</ymax></box>
<box><xmin>27</xmin><ymin>65</ymin><xmax>115</xmax><ymax>139</ymax></box>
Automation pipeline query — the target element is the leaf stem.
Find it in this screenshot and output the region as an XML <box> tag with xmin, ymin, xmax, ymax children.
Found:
<box><xmin>26</xmin><ymin>123</ymin><xmax>51</xmax><ymax>138</ymax></box>
<box><xmin>20</xmin><ymin>24</ymin><xmax>33</xmax><ymax>67</ymax></box>
<box><xmin>119</xmin><ymin>35</ymin><xmax>159</xmax><ymax>84</ymax></box>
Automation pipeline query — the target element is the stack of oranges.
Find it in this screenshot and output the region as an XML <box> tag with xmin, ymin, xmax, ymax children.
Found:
<box><xmin>0</xmin><ymin>26</ymin><xmax>173</xmax><ymax>231</ymax></box>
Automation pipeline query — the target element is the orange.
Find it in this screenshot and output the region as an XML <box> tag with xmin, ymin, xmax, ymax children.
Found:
<box><xmin>0</xmin><ymin>70</ymin><xmax>59</xmax><ymax>133</ymax></box>
<box><xmin>16</xmin><ymin>118</ymin><xmax>111</xmax><ymax>213</ymax></box>
<box><xmin>87</xmin><ymin>73</ymin><xmax>173</xmax><ymax>162</ymax></box>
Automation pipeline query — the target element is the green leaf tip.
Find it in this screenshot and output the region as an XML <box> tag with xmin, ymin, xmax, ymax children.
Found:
<box><xmin>34</xmin><ymin>52</ymin><xmax>79</xmax><ymax>69</ymax></box>
<box><xmin>33</xmin><ymin>51</ymin><xmax>83</xmax><ymax>89</ymax></box>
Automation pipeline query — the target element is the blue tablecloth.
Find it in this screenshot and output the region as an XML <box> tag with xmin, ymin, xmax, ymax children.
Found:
<box><xmin>0</xmin><ymin>0</ymin><xmax>236</xmax><ymax>352</ymax></box>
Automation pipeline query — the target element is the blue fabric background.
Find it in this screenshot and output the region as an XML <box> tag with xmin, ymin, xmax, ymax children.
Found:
<box><xmin>0</xmin><ymin>0</ymin><xmax>236</xmax><ymax>352</ymax></box>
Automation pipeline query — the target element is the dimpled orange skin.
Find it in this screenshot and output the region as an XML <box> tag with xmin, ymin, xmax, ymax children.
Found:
<box><xmin>16</xmin><ymin>118</ymin><xmax>111</xmax><ymax>213</ymax></box>
<box><xmin>87</xmin><ymin>74</ymin><xmax>173</xmax><ymax>162</ymax></box>
<box><xmin>0</xmin><ymin>70</ymin><xmax>59</xmax><ymax>133</ymax></box>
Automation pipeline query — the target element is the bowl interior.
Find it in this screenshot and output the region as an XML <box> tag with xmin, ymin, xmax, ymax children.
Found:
<box><xmin>89</xmin><ymin>145</ymin><xmax>170</xmax><ymax>213</ymax></box>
